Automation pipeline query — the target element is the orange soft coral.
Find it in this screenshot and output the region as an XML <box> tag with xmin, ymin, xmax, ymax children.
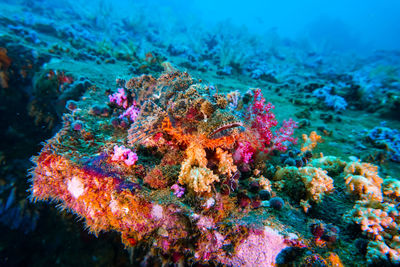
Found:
<box><xmin>215</xmin><ymin>148</ymin><xmax>237</xmax><ymax>177</ymax></box>
<box><xmin>301</xmin><ymin>131</ymin><xmax>323</xmax><ymax>153</ymax></box>
<box><xmin>31</xmin><ymin>150</ymin><xmax>194</xmax><ymax>248</ymax></box>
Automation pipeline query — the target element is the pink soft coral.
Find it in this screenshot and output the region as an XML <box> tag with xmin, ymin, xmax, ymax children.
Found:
<box><xmin>245</xmin><ymin>89</ymin><xmax>297</xmax><ymax>154</ymax></box>
<box><xmin>120</xmin><ymin>104</ymin><xmax>140</xmax><ymax>122</ymax></box>
<box><xmin>111</xmin><ymin>145</ymin><xmax>138</xmax><ymax>166</ymax></box>
<box><xmin>233</xmin><ymin>141</ymin><xmax>255</xmax><ymax>164</ymax></box>
<box><xmin>109</xmin><ymin>88</ymin><xmax>128</xmax><ymax>108</ymax></box>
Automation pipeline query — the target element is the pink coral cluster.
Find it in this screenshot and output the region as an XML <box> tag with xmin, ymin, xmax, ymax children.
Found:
<box><xmin>111</xmin><ymin>145</ymin><xmax>138</xmax><ymax>166</ymax></box>
<box><xmin>120</xmin><ymin>104</ymin><xmax>140</xmax><ymax>121</ymax></box>
<box><xmin>109</xmin><ymin>88</ymin><xmax>128</xmax><ymax>108</ymax></box>
<box><xmin>246</xmin><ymin>89</ymin><xmax>297</xmax><ymax>154</ymax></box>
<box><xmin>109</xmin><ymin>88</ymin><xmax>140</xmax><ymax>122</ymax></box>
<box><xmin>272</xmin><ymin>118</ymin><xmax>298</xmax><ymax>151</ymax></box>
<box><xmin>246</xmin><ymin>89</ymin><xmax>278</xmax><ymax>148</ymax></box>
<box><xmin>233</xmin><ymin>141</ymin><xmax>255</xmax><ymax>164</ymax></box>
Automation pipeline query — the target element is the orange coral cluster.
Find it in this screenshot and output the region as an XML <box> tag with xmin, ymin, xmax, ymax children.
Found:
<box><xmin>215</xmin><ymin>148</ymin><xmax>237</xmax><ymax>178</ymax></box>
<box><xmin>344</xmin><ymin>161</ymin><xmax>383</xmax><ymax>202</ymax></box>
<box><xmin>162</xmin><ymin>117</ymin><xmax>240</xmax><ymax>194</ymax></box>
<box><xmin>301</xmin><ymin>131</ymin><xmax>323</xmax><ymax>153</ymax></box>
<box><xmin>30</xmin><ymin>149</ymin><xmax>187</xmax><ymax>247</ymax></box>
<box><xmin>178</xmin><ymin>142</ymin><xmax>219</xmax><ymax>193</ymax></box>
<box><xmin>299</xmin><ymin>167</ymin><xmax>334</xmax><ymax>210</ymax></box>
<box><xmin>161</xmin><ymin>116</ymin><xmax>238</xmax><ymax>150</ymax></box>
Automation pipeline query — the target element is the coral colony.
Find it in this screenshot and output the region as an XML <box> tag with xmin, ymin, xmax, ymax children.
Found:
<box><xmin>28</xmin><ymin>68</ymin><xmax>400</xmax><ymax>265</ymax></box>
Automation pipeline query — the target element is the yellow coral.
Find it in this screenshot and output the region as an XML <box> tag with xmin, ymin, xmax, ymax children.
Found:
<box><xmin>273</xmin><ymin>166</ymin><xmax>334</xmax><ymax>212</ymax></box>
<box><xmin>299</xmin><ymin>167</ymin><xmax>334</xmax><ymax>203</ymax></box>
<box><xmin>179</xmin><ymin>166</ymin><xmax>219</xmax><ymax>193</ymax></box>
<box><xmin>258</xmin><ymin>176</ymin><xmax>272</xmax><ymax>191</ymax></box>
<box><xmin>178</xmin><ymin>142</ymin><xmax>219</xmax><ymax>193</ymax></box>
<box><xmin>325</xmin><ymin>252</ymin><xmax>344</xmax><ymax>267</ymax></box>
<box><xmin>344</xmin><ymin>161</ymin><xmax>381</xmax><ymax>184</ymax></box>
<box><xmin>215</xmin><ymin>148</ymin><xmax>237</xmax><ymax>177</ymax></box>
<box><xmin>300</xmin><ymin>199</ymin><xmax>311</xmax><ymax>213</ymax></box>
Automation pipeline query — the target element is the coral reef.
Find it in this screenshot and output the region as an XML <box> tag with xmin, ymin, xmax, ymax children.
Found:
<box><xmin>1</xmin><ymin>1</ymin><xmax>399</xmax><ymax>265</ymax></box>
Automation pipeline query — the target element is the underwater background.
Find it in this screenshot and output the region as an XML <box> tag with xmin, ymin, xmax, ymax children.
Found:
<box><xmin>1</xmin><ymin>0</ymin><xmax>400</xmax><ymax>266</ymax></box>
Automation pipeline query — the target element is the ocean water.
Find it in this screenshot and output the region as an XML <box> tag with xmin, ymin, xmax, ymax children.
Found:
<box><xmin>0</xmin><ymin>0</ymin><xmax>400</xmax><ymax>266</ymax></box>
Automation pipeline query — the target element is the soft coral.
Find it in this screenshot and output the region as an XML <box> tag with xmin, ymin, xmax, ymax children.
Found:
<box><xmin>245</xmin><ymin>89</ymin><xmax>297</xmax><ymax>154</ymax></box>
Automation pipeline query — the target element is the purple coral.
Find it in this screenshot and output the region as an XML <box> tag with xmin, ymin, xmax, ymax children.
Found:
<box><xmin>171</xmin><ymin>184</ymin><xmax>185</xmax><ymax>198</ymax></box>
<box><xmin>313</xmin><ymin>86</ymin><xmax>347</xmax><ymax>112</ymax></box>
